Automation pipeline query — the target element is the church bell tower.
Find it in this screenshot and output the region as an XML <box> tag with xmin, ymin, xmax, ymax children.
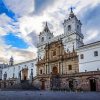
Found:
<box><xmin>37</xmin><ymin>22</ymin><xmax>54</xmax><ymax>60</ymax></box>
<box><xmin>63</xmin><ymin>8</ymin><xmax>84</xmax><ymax>49</ymax></box>
<box><xmin>9</xmin><ymin>56</ymin><xmax>14</xmax><ymax>66</ymax></box>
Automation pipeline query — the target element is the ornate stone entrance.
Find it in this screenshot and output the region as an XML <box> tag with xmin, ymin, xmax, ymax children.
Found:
<box><xmin>22</xmin><ymin>68</ymin><xmax>28</xmax><ymax>80</ymax></box>
<box><xmin>89</xmin><ymin>79</ymin><xmax>96</xmax><ymax>91</ymax></box>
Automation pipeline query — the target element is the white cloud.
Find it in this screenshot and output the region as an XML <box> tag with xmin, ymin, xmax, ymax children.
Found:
<box><xmin>17</xmin><ymin>0</ymin><xmax>100</xmax><ymax>38</ymax></box>
<box><xmin>0</xmin><ymin>38</ymin><xmax>36</xmax><ymax>64</ymax></box>
<box><xmin>4</xmin><ymin>0</ymin><xmax>35</xmax><ymax>16</ymax></box>
<box><xmin>84</xmin><ymin>30</ymin><xmax>99</xmax><ymax>43</ymax></box>
<box><xmin>0</xmin><ymin>13</ymin><xmax>19</xmax><ymax>36</ymax></box>
<box><xmin>0</xmin><ymin>0</ymin><xmax>100</xmax><ymax>63</ymax></box>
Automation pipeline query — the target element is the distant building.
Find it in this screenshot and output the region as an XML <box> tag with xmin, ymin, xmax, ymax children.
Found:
<box><xmin>2</xmin><ymin>59</ymin><xmax>37</xmax><ymax>80</ymax></box>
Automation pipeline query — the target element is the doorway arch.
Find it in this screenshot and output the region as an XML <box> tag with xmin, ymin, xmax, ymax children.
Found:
<box><xmin>22</xmin><ymin>68</ymin><xmax>28</xmax><ymax>80</ymax></box>
<box><xmin>89</xmin><ymin>79</ymin><xmax>96</xmax><ymax>91</ymax></box>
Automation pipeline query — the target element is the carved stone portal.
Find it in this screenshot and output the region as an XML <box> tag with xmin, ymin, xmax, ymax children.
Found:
<box><xmin>22</xmin><ymin>68</ymin><xmax>28</xmax><ymax>80</ymax></box>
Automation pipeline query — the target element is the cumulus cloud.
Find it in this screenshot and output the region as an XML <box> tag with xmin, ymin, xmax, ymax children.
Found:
<box><xmin>0</xmin><ymin>0</ymin><xmax>100</xmax><ymax>63</ymax></box>
<box><xmin>4</xmin><ymin>0</ymin><xmax>35</xmax><ymax>16</ymax></box>
<box><xmin>0</xmin><ymin>39</ymin><xmax>36</xmax><ymax>64</ymax></box>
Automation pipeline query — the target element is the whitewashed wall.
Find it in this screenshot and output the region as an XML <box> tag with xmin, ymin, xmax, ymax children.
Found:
<box><xmin>77</xmin><ymin>42</ymin><xmax>100</xmax><ymax>72</ymax></box>
<box><xmin>2</xmin><ymin>59</ymin><xmax>37</xmax><ymax>80</ymax></box>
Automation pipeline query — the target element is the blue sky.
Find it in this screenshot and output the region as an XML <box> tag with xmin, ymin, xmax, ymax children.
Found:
<box><xmin>0</xmin><ymin>0</ymin><xmax>27</xmax><ymax>49</ymax></box>
<box><xmin>3</xmin><ymin>33</ymin><xmax>29</xmax><ymax>49</ymax></box>
<box><xmin>0</xmin><ymin>0</ymin><xmax>100</xmax><ymax>63</ymax></box>
<box><xmin>0</xmin><ymin>0</ymin><xmax>16</xmax><ymax>20</ymax></box>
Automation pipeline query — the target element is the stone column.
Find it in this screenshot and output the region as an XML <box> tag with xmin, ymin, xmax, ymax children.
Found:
<box><xmin>62</xmin><ymin>62</ymin><xmax>63</xmax><ymax>74</ymax></box>
<box><xmin>48</xmin><ymin>65</ymin><xmax>50</xmax><ymax>74</ymax></box>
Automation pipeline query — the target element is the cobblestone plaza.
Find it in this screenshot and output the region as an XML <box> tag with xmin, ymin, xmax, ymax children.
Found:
<box><xmin>0</xmin><ymin>91</ymin><xmax>100</xmax><ymax>100</ymax></box>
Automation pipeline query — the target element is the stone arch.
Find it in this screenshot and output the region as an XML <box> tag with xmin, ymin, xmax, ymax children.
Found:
<box><xmin>87</xmin><ymin>77</ymin><xmax>98</xmax><ymax>91</ymax></box>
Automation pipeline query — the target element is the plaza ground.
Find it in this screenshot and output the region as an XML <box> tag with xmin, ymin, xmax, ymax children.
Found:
<box><xmin>0</xmin><ymin>91</ymin><xmax>100</xmax><ymax>100</ymax></box>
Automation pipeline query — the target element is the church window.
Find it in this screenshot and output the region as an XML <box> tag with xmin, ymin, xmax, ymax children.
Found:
<box><xmin>80</xmin><ymin>54</ymin><xmax>84</xmax><ymax>59</ymax></box>
<box><xmin>4</xmin><ymin>72</ymin><xmax>7</xmax><ymax>80</ymax></box>
<box><xmin>40</xmin><ymin>69</ymin><xmax>42</xmax><ymax>74</ymax></box>
<box><xmin>77</xmin><ymin>25</ymin><xmax>79</xmax><ymax>29</ymax></box>
<box><xmin>53</xmin><ymin>50</ymin><xmax>56</xmax><ymax>56</ymax></box>
<box><xmin>94</xmin><ymin>51</ymin><xmax>98</xmax><ymax>56</ymax></box>
<box><xmin>41</xmin><ymin>37</ymin><xmax>44</xmax><ymax>42</ymax></box>
<box><xmin>68</xmin><ymin>25</ymin><xmax>71</xmax><ymax>31</ymax></box>
<box><xmin>68</xmin><ymin>65</ymin><xmax>72</xmax><ymax>70</ymax></box>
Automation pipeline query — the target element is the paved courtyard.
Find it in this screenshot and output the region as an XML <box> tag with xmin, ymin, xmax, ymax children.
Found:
<box><xmin>0</xmin><ymin>91</ymin><xmax>100</xmax><ymax>100</ymax></box>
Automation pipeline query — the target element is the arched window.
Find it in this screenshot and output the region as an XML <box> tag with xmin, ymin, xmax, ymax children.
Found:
<box><xmin>41</xmin><ymin>37</ymin><xmax>44</xmax><ymax>42</ymax></box>
<box><xmin>68</xmin><ymin>25</ymin><xmax>71</xmax><ymax>31</ymax></box>
<box><xmin>68</xmin><ymin>65</ymin><xmax>72</xmax><ymax>70</ymax></box>
<box><xmin>80</xmin><ymin>54</ymin><xmax>84</xmax><ymax>59</ymax></box>
<box><xmin>40</xmin><ymin>69</ymin><xmax>42</xmax><ymax>74</ymax></box>
<box><xmin>4</xmin><ymin>72</ymin><xmax>7</xmax><ymax>80</ymax></box>
<box><xmin>94</xmin><ymin>51</ymin><xmax>98</xmax><ymax>56</ymax></box>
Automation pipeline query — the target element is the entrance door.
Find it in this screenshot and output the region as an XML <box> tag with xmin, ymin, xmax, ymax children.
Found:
<box><xmin>90</xmin><ymin>79</ymin><xmax>96</xmax><ymax>91</ymax></box>
<box><xmin>69</xmin><ymin>80</ymin><xmax>74</xmax><ymax>90</ymax></box>
<box><xmin>41</xmin><ymin>81</ymin><xmax>45</xmax><ymax>90</ymax></box>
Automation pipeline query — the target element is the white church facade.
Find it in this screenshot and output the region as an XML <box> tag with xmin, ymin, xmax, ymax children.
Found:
<box><xmin>2</xmin><ymin>59</ymin><xmax>37</xmax><ymax>81</ymax></box>
<box><xmin>77</xmin><ymin>41</ymin><xmax>100</xmax><ymax>72</ymax></box>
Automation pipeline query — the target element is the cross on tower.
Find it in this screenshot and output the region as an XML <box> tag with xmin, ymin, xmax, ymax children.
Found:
<box><xmin>69</xmin><ymin>6</ymin><xmax>75</xmax><ymax>12</ymax></box>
